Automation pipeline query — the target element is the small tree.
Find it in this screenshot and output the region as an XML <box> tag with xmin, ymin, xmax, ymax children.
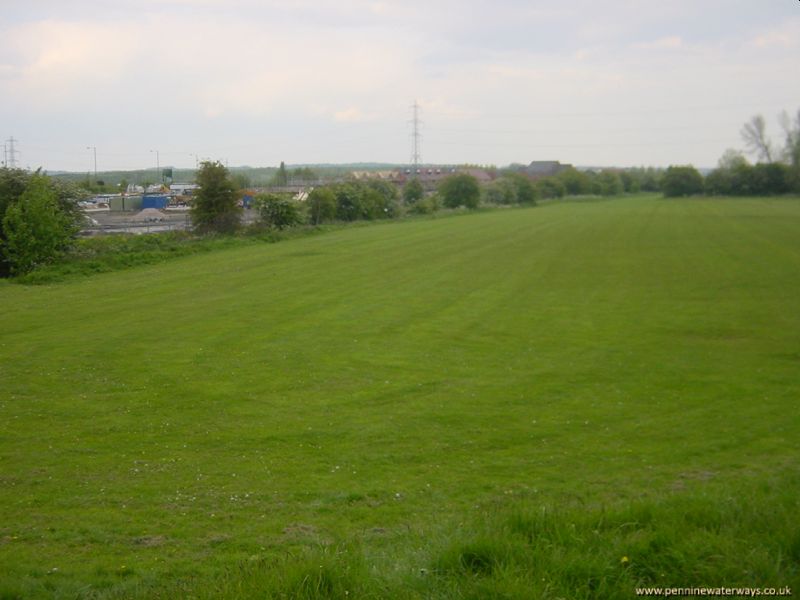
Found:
<box><xmin>403</xmin><ymin>178</ymin><xmax>424</xmax><ymax>204</ymax></box>
<box><xmin>741</xmin><ymin>115</ymin><xmax>774</xmax><ymax>163</ymax></box>
<box><xmin>505</xmin><ymin>172</ymin><xmax>538</xmax><ymax>205</ymax></box>
<box><xmin>751</xmin><ymin>163</ymin><xmax>792</xmax><ymax>195</ymax></box>
<box><xmin>410</xmin><ymin>193</ymin><xmax>441</xmax><ymax>214</ymax></box>
<box><xmin>291</xmin><ymin>167</ymin><xmax>318</xmax><ymax>182</ymax></box>
<box><xmin>255</xmin><ymin>193</ymin><xmax>301</xmax><ymax>229</ymax></box>
<box><xmin>333</xmin><ymin>182</ymin><xmax>367</xmax><ymax>221</ymax></box>
<box><xmin>191</xmin><ymin>161</ymin><xmax>241</xmax><ymax>233</ymax></box>
<box><xmin>438</xmin><ymin>173</ymin><xmax>480</xmax><ymax>209</ymax></box>
<box><xmin>635</xmin><ymin>167</ymin><xmax>663</xmax><ymax>192</ymax></box>
<box><xmin>705</xmin><ymin>165</ymin><xmax>737</xmax><ymax>196</ymax></box>
<box><xmin>557</xmin><ymin>167</ymin><xmax>592</xmax><ymax>195</ymax></box>
<box><xmin>271</xmin><ymin>161</ymin><xmax>288</xmax><ymax>186</ymax></box>
<box><xmin>618</xmin><ymin>171</ymin><xmax>640</xmax><ymax>193</ymax></box>
<box><xmin>536</xmin><ymin>177</ymin><xmax>566</xmax><ymax>199</ymax></box>
<box><xmin>779</xmin><ymin>109</ymin><xmax>800</xmax><ymax>191</ymax></box>
<box><xmin>360</xmin><ymin>187</ymin><xmax>385</xmax><ymax>220</ymax></box>
<box><xmin>307</xmin><ymin>187</ymin><xmax>337</xmax><ymax>224</ymax></box>
<box><xmin>483</xmin><ymin>178</ymin><xmax>517</xmax><ymax>205</ymax></box>
<box><xmin>593</xmin><ymin>171</ymin><xmax>624</xmax><ymax>196</ymax></box>
<box><xmin>662</xmin><ymin>165</ymin><xmax>704</xmax><ymax>197</ymax></box>
<box><xmin>1</xmin><ymin>175</ymin><xmax>77</xmax><ymax>274</ymax></box>
<box><xmin>365</xmin><ymin>179</ymin><xmax>400</xmax><ymax>218</ymax></box>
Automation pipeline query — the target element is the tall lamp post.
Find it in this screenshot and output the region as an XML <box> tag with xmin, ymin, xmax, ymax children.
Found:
<box><xmin>86</xmin><ymin>146</ymin><xmax>97</xmax><ymax>183</ymax></box>
<box><xmin>149</xmin><ymin>149</ymin><xmax>160</xmax><ymax>186</ymax></box>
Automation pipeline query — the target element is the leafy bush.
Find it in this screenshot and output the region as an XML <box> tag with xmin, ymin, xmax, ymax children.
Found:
<box><xmin>0</xmin><ymin>169</ymin><xmax>83</xmax><ymax>277</ymax></box>
<box><xmin>557</xmin><ymin>167</ymin><xmax>593</xmax><ymax>195</ymax></box>
<box><xmin>328</xmin><ymin>181</ymin><xmax>400</xmax><ymax>221</ymax></box>
<box><xmin>619</xmin><ymin>170</ymin><xmax>641</xmax><ymax>193</ymax></box>
<box><xmin>1</xmin><ymin>174</ymin><xmax>79</xmax><ymax>275</ymax></box>
<box><xmin>410</xmin><ymin>194</ymin><xmax>441</xmax><ymax>214</ymax></box>
<box><xmin>505</xmin><ymin>172</ymin><xmax>538</xmax><ymax>204</ymax></box>
<box><xmin>536</xmin><ymin>176</ymin><xmax>566</xmax><ymax>199</ymax></box>
<box><xmin>255</xmin><ymin>193</ymin><xmax>302</xmax><ymax>229</ymax></box>
<box><xmin>438</xmin><ymin>173</ymin><xmax>481</xmax><ymax>209</ymax></box>
<box><xmin>637</xmin><ymin>167</ymin><xmax>664</xmax><ymax>192</ymax></box>
<box><xmin>593</xmin><ymin>170</ymin><xmax>625</xmax><ymax>196</ymax></box>
<box><xmin>751</xmin><ymin>163</ymin><xmax>792</xmax><ymax>195</ymax></box>
<box><xmin>365</xmin><ymin>179</ymin><xmax>401</xmax><ymax>217</ymax></box>
<box><xmin>483</xmin><ymin>178</ymin><xmax>517</xmax><ymax>205</ymax></box>
<box><xmin>332</xmin><ymin>182</ymin><xmax>371</xmax><ymax>221</ymax></box>
<box><xmin>662</xmin><ymin>165</ymin><xmax>704</xmax><ymax>197</ymax></box>
<box><xmin>307</xmin><ymin>187</ymin><xmax>337</xmax><ymax>224</ymax></box>
<box><xmin>705</xmin><ymin>158</ymin><xmax>793</xmax><ymax>196</ymax></box>
<box><xmin>403</xmin><ymin>177</ymin><xmax>424</xmax><ymax>204</ymax></box>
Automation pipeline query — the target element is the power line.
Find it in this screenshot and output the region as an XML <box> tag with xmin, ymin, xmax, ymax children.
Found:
<box><xmin>425</xmin><ymin>137</ymin><xmax>737</xmax><ymax>149</ymax></box>
<box><xmin>421</xmin><ymin>99</ymin><xmax>799</xmax><ymax>120</ymax></box>
<box><xmin>426</xmin><ymin>123</ymin><xmax>744</xmax><ymax>136</ymax></box>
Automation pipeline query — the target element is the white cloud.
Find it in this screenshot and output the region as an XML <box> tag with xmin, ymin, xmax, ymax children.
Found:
<box><xmin>1</xmin><ymin>14</ymin><xmax>420</xmax><ymax>120</ymax></box>
<box><xmin>3</xmin><ymin>19</ymin><xmax>139</xmax><ymax>105</ymax></box>
<box><xmin>747</xmin><ymin>19</ymin><xmax>800</xmax><ymax>49</ymax></box>
<box><xmin>333</xmin><ymin>107</ymin><xmax>380</xmax><ymax>122</ymax></box>
<box><xmin>633</xmin><ymin>36</ymin><xmax>683</xmax><ymax>50</ymax></box>
<box><xmin>2</xmin><ymin>1</ymin><xmax>800</xmax><ymax>169</ymax></box>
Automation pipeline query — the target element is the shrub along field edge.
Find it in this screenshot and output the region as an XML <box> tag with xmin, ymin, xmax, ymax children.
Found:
<box><xmin>10</xmin><ymin>201</ymin><xmax>542</xmax><ymax>285</ymax></box>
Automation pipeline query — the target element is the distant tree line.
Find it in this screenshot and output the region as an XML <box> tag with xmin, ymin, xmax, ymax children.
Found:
<box><xmin>662</xmin><ymin>108</ymin><xmax>800</xmax><ymax>198</ymax></box>
<box><xmin>191</xmin><ymin>158</ymin><xmax>689</xmax><ymax>235</ymax></box>
<box><xmin>269</xmin><ymin>162</ymin><xmax>320</xmax><ymax>187</ymax></box>
<box><xmin>518</xmin><ymin>166</ymin><xmax>662</xmax><ymax>200</ymax></box>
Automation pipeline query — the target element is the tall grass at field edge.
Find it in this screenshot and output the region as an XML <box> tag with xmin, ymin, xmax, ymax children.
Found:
<box><xmin>12</xmin><ymin>225</ymin><xmax>334</xmax><ymax>284</ymax></box>
<box><xmin>71</xmin><ymin>470</ymin><xmax>799</xmax><ymax>600</ymax></box>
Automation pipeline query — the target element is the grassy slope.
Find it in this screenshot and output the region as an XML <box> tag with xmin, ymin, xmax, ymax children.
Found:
<box><xmin>0</xmin><ymin>195</ymin><xmax>799</xmax><ymax>597</ymax></box>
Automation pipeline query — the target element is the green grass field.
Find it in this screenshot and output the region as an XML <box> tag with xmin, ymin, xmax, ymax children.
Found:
<box><xmin>1</xmin><ymin>195</ymin><xmax>799</xmax><ymax>598</ymax></box>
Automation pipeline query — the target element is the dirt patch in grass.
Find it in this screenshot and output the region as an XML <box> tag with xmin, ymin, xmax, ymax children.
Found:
<box><xmin>131</xmin><ymin>535</ymin><xmax>166</xmax><ymax>547</ymax></box>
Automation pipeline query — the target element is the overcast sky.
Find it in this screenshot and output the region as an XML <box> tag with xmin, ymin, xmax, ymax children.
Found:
<box><xmin>2</xmin><ymin>0</ymin><xmax>799</xmax><ymax>172</ymax></box>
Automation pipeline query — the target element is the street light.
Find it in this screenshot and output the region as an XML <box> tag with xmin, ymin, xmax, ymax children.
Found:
<box><xmin>86</xmin><ymin>146</ymin><xmax>97</xmax><ymax>182</ymax></box>
<box><xmin>149</xmin><ymin>149</ymin><xmax>160</xmax><ymax>185</ymax></box>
